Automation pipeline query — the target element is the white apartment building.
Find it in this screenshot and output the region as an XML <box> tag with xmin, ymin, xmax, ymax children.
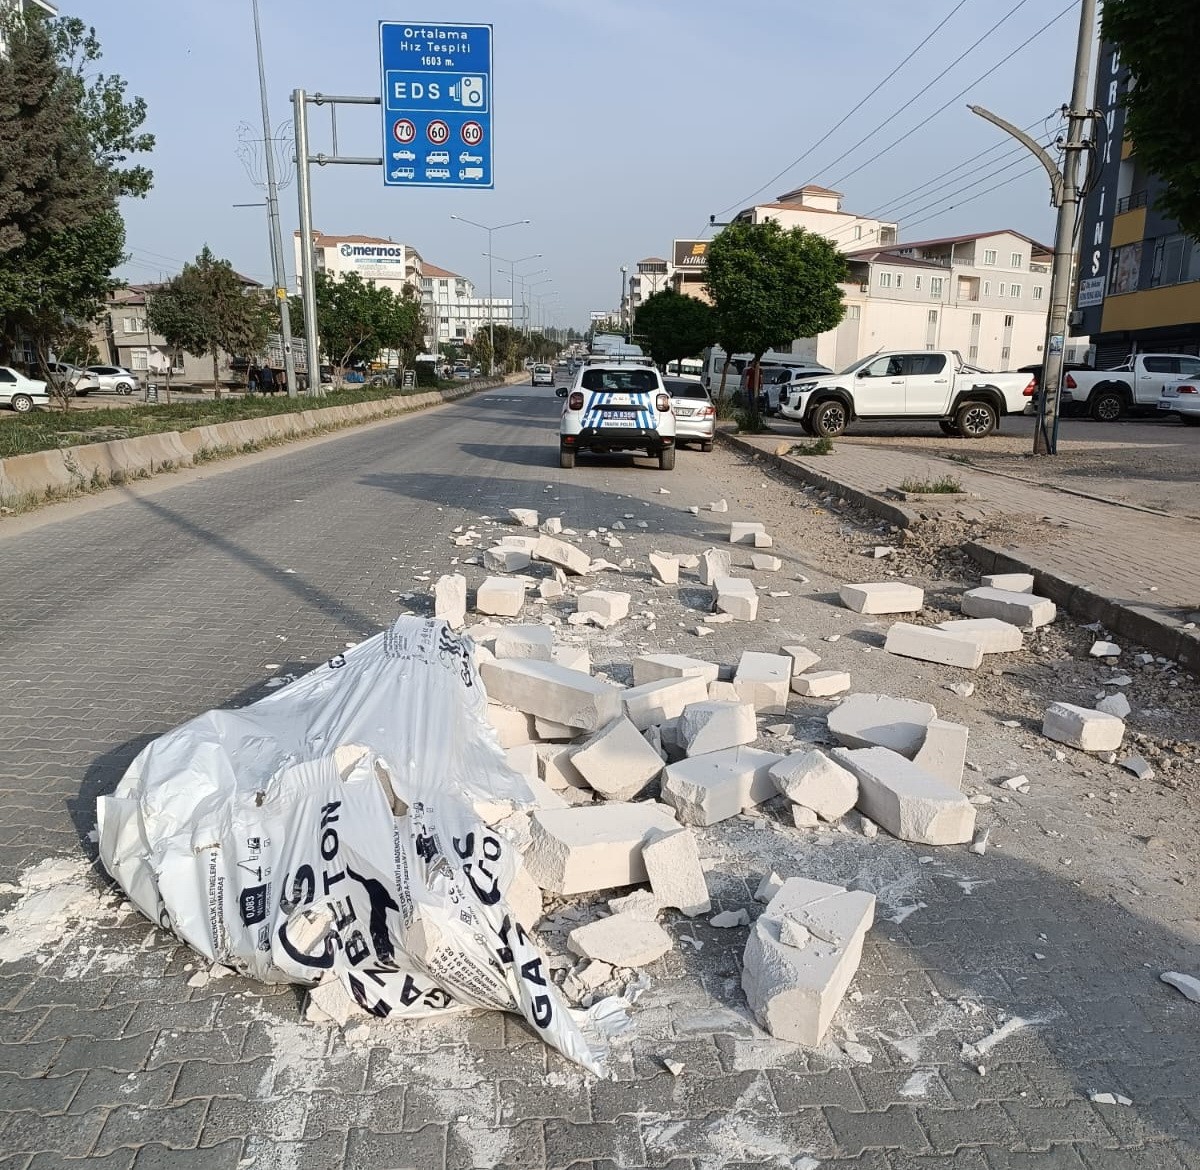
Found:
<box><xmin>419</xmin><ymin>264</ymin><xmax>512</xmax><ymax>346</ymax></box>
<box><xmin>294</xmin><ymin>231</ymin><xmax>423</xmax><ymax>297</ymax></box>
<box><xmin>734</xmin><ymin>184</ymin><xmax>898</xmax><ymax>253</ymax></box>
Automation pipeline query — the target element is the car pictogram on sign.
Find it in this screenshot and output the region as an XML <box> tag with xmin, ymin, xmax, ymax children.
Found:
<box><xmin>461</xmin><ymin>121</ymin><xmax>484</xmax><ymax>147</ymax></box>
<box><xmin>426</xmin><ymin>120</ymin><xmax>450</xmax><ymax>145</ymax></box>
<box><xmin>392</xmin><ymin>119</ymin><xmax>416</xmax><ymax>144</ymax></box>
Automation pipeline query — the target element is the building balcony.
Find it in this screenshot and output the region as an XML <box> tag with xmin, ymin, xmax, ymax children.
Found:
<box><xmin>1116</xmin><ymin>190</ymin><xmax>1149</xmax><ymax>214</ymax></box>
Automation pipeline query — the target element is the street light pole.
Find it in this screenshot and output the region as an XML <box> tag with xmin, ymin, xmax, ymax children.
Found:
<box><xmin>620</xmin><ymin>266</ymin><xmax>629</xmax><ymax>339</ymax></box>
<box><xmin>450</xmin><ymin>215</ymin><xmax>529</xmax><ymax>373</ymax></box>
<box><xmin>251</xmin><ymin>0</ymin><xmax>297</xmax><ymax>398</ymax></box>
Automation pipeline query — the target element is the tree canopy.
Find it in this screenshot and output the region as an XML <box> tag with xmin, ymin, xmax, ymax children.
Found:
<box><xmin>633</xmin><ymin>289</ymin><xmax>717</xmax><ymax>369</ymax></box>
<box><xmin>1103</xmin><ymin>0</ymin><xmax>1200</xmax><ymax>238</ymax></box>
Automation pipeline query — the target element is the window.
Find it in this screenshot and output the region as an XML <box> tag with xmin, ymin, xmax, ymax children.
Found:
<box><xmin>1010</xmin><ymin>283</ymin><xmax>1022</xmax><ymax>298</ymax></box>
<box><xmin>1004</xmin><ymin>314</ymin><xmax>1014</xmax><ymax>328</ymax></box>
<box><xmin>438</xmin><ymin>279</ymin><xmax>448</xmax><ymax>289</ymax></box>
<box><xmin>1033</xmin><ymin>286</ymin><xmax>1044</xmax><ymax>300</ymax></box>
<box><xmin>930</xmin><ymin>276</ymin><xmax>944</xmax><ymax>298</ymax></box>
<box><xmin>1179</xmin><ymin>357</ymin><xmax>1200</xmax><ymax>378</ymax></box>
<box><xmin>903</xmin><ymin>353</ymin><xmax>946</xmax><ymax>376</ymax></box>
<box><xmin>895</xmin><ymin>274</ymin><xmax>903</xmax><ymax>289</ymax></box>
<box><xmin>1142</xmin><ymin>356</ymin><xmax>1179</xmax><ymax>374</ymax></box>
<box><xmin>878</xmin><ymin>271</ymin><xmax>893</xmax><ymax>288</ymax></box>
<box><xmin>0</xmin><ymin>369</ymin><xmax>16</xmax><ymax>383</ymax></box>
<box><xmin>1011</xmin><ymin>252</ymin><xmax>1022</xmax><ymax>268</ymax></box>
<box><xmin>968</xmin><ymin>345</ymin><xmax>979</xmax><ymax>362</ymax></box>
<box><xmin>862</xmin><ymin>355</ymin><xmax>904</xmax><ymax>377</ymax></box>
<box><xmin>1001</xmin><ymin>346</ymin><xmax>1011</xmax><ymax>363</ymax></box>
<box><xmin>122</xmin><ymin>316</ymin><xmax>146</xmax><ymax>334</ymax></box>
<box><xmin>914</xmin><ymin>276</ymin><xmax>922</xmax><ymax>290</ymax></box>
<box><xmin>983</xmin><ymin>282</ymin><xmax>991</xmax><ymax>296</ymax></box>
<box><xmin>928</xmin><ymin>309</ymin><xmax>939</xmax><ymax>323</ymax></box>
<box><xmin>1109</xmin><ymin>243</ymin><xmax>1142</xmax><ymax>294</ymax></box>
<box><xmin>998</xmin><ymin>283</ymin><xmax>1007</xmax><ymax>297</ymax></box>
<box><xmin>983</xmin><ymin>249</ymin><xmax>997</xmax><ymax>266</ymax></box>
<box><xmin>846</xmin><ymin>304</ymin><xmax>861</xmax><ymax>319</ymax></box>
<box><xmin>971</xmin><ymin>312</ymin><xmax>981</xmax><ymax>327</ymax></box>
<box><xmin>854</xmin><ymin>225</ymin><xmax>863</xmax><ymax>240</ymax></box>
<box><xmin>1151</xmin><ymin>234</ymin><xmax>1189</xmax><ymax>287</ymax></box>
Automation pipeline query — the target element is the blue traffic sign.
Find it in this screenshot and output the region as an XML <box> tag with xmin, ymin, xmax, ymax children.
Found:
<box><xmin>379</xmin><ymin>22</ymin><xmax>493</xmax><ymax>189</ymax></box>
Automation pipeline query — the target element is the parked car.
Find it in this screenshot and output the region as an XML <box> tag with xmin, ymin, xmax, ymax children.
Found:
<box><xmin>664</xmin><ymin>377</ymin><xmax>715</xmax><ymax>451</ymax></box>
<box><xmin>556</xmin><ymin>361</ymin><xmax>677</xmax><ymax>470</ymax></box>
<box><xmin>44</xmin><ymin>362</ymin><xmax>100</xmax><ymax>396</ymax></box>
<box><xmin>0</xmin><ymin>366</ymin><xmax>49</xmax><ymax>413</ymax></box>
<box><xmin>778</xmin><ymin>350</ymin><xmax>1035</xmax><ymax>438</ymax></box>
<box><xmin>1158</xmin><ymin>379</ymin><xmax>1200</xmax><ymax>426</ymax></box>
<box><xmin>1060</xmin><ymin>353</ymin><xmax>1200</xmax><ymax>421</ymax></box>
<box><xmin>85</xmin><ymin>364</ymin><xmax>141</xmax><ymax>395</ymax></box>
<box><xmin>531</xmin><ymin>364</ymin><xmax>554</xmax><ymax>386</ymax></box>
<box><xmin>760</xmin><ymin>364</ymin><xmax>835</xmax><ymax>414</ymax></box>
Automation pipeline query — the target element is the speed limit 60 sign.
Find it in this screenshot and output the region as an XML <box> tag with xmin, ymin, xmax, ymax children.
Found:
<box><xmin>380</xmin><ymin>22</ymin><xmax>493</xmax><ymax>189</ymax></box>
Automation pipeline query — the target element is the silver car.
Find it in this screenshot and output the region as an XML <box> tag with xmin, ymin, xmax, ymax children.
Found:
<box><xmin>664</xmin><ymin>377</ymin><xmax>715</xmax><ymax>451</ymax></box>
<box><xmin>44</xmin><ymin>362</ymin><xmax>101</xmax><ymax>396</ymax></box>
<box><xmin>1159</xmin><ymin>378</ymin><xmax>1200</xmax><ymax>426</ymax></box>
<box><xmin>86</xmin><ymin>365</ymin><xmax>141</xmax><ymax>395</ymax></box>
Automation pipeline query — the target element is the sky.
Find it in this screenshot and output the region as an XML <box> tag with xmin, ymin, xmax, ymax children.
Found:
<box><xmin>73</xmin><ymin>0</ymin><xmax>1091</xmax><ymax>331</ymax></box>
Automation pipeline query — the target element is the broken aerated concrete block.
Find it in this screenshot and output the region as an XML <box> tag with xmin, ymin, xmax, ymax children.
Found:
<box><xmin>912</xmin><ymin>718</ymin><xmax>969</xmax><ymax>789</ymax></box>
<box><xmin>753</xmin><ymin>532</ymin><xmax>774</xmax><ymax>549</ymax></box>
<box><xmin>622</xmin><ymin>675</ymin><xmax>710</xmax><ymax>732</ymax></box>
<box><xmin>713</xmin><ymin>577</ymin><xmax>759</xmax><ymax>621</ymax></box>
<box><xmin>1042</xmin><ymin>702</ymin><xmax>1125</xmax><ymax>752</ymax></box>
<box><xmin>508</xmin><ymin>507</ymin><xmax>539</xmax><ymax>528</ymax></box>
<box><xmin>982</xmin><ymin>572</ymin><xmax>1034</xmax><ymax>593</ymax></box>
<box><xmin>476</xmin><ymin>577</ymin><xmax>527</xmax><ymax>617</ymax></box>
<box><xmin>827</xmin><ymin>693</ymin><xmax>938</xmax><ymax>757</ymax></box>
<box><xmin>632</xmin><ymin>654</ymin><xmax>720</xmax><ymax>688</ymax></box>
<box><xmin>733</xmin><ymin>651</ymin><xmax>793</xmax><ymax>715</ymax></box>
<box><xmin>698</xmin><ymin>548</ymin><xmax>732</xmax><ymax>587</ymax></box>
<box><xmin>839</xmin><ymin>581</ymin><xmax>924</xmax><ymax>615</ymax></box>
<box><xmin>642</xmin><ymin>827</ymin><xmax>712</xmax><ymax>916</ymax></box>
<box><xmin>649</xmin><ymin>552</ymin><xmax>679</xmax><ymax>585</ymax></box>
<box><xmin>791</xmin><ymin>670</ymin><xmax>851</xmax><ymax>697</ymax></box>
<box><xmin>934</xmin><ymin>618</ymin><xmax>1023</xmax><ymax>654</ymax></box>
<box><xmin>769</xmin><ymin>749</ymin><xmax>858</xmax><ymax>821</ymax></box>
<box><xmin>884</xmin><ymin>622</ymin><xmax>985</xmax><ymax>670</ymax></box>
<box><xmin>523</xmin><ymin>802</ymin><xmax>680</xmax><ymax>894</ymax></box>
<box><xmin>576</xmin><ymin>590</ymin><xmax>631</xmax><ymax>626</ymax></box>
<box><xmin>535</xmin><ymin>716</ymin><xmax>582</xmax><ymax>740</ymax></box>
<box><xmin>751</xmin><ymin>554</ymin><xmax>782</xmax><ymax>572</ymax></box>
<box><xmin>832</xmin><ymin>746</ymin><xmax>976</xmax><ymax>846</ymax></box>
<box><xmin>781</xmin><ymin>645</ymin><xmax>822</xmax><ymax>676</ymax></box>
<box><xmin>479</xmin><ymin>658</ymin><xmax>623</xmax><ymax>732</ymax></box>
<box><xmin>434</xmin><ymin>573</ymin><xmax>467</xmax><ymax>630</ymax></box>
<box><xmin>569</xmin><ymin>716</ymin><xmax>664</xmax><ymax>801</ymax></box>
<box><xmin>961</xmin><ymin>587</ymin><xmax>1056</xmax><ymax>629</ymax></box>
<box><xmin>486</xmin><ymin>703</ymin><xmax>536</xmax><ymax>749</ymax></box>
<box><xmin>534</xmin><ymin>534</ymin><xmax>592</xmax><ymax>576</ymax></box>
<box><xmin>742</xmin><ymin>877</ymin><xmax>875</xmax><ymax>1046</ymax></box>
<box><xmin>661</xmin><ymin>746</ymin><xmax>784</xmax><ymax>827</ymax></box>
<box><xmin>567</xmin><ymin>913</ymin><xmax>673</xmax><ymax>967</ymax></box>
<box><xmin>729</xmin><ymin>521</ymin><xmax>766</xmax><ymax>544</ymax></box>
<box><xmin>484</xmin><ymin>545</ymin><xmax>533</xmax><ymax>573</ymax></box>
<box><xmin>495</xmin><ymin>624</ymin><xmax>555</xmax><ymax>661</ymax></box>
<box><xmin>552</xmin><ymin>645</ymin><xmax>590</xmax><ymax>673</ymax></box>
<box><xmin>679</xmin><ymin>700</ymin><xmax>757</xmax><ymax>756</ymax></box>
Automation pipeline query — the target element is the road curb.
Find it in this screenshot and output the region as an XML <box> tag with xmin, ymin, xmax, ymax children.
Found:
<box><xmin>719</xmin><ymin>432</ymin><xmax>919</xmax><ymax>529</ymax></box>
<box><xmin>0</xmin><ymin>376</ymin><xmax>517</xmax><ymax>512</ymax></box>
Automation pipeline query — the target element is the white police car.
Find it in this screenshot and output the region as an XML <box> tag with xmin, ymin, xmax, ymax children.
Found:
<box><xmin>556</xmin><ymin>359</ymin><xmax>676</xmax><ymax>470</ymax></box>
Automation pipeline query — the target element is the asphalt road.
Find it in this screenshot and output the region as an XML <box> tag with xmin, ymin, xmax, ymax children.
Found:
<box><xmin>0</xmin><ymin>383</ymin><xmax>1197</xmax><ymax>1169</ymax></box>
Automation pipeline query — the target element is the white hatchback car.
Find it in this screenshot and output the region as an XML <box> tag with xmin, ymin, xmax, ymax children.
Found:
<box><xmin>86</xmin><ymin>364</ymin><xmax>141</xmax><ymax>394</ymax></box>
<box><xmin>556</xmin><ymin>361</ymin><xmax>677</xmax><ymax>470</ymax></box>
<box><xmin>0</xmin><ymin>367</ymin><xmax>50</xmax><ymax>412</ymax></box>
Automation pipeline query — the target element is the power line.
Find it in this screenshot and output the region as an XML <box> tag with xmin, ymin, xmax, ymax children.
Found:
<box><xmin>711</xmin><ymin>0</ymin><xmax>971</xmax><ymax>221</ymax></box>
<box><xmin>821</xmin><ymin>0</ymin><xmax>1079</xmax><ymax>189</ymax></box>
<box><xmin>802</xmin><ymin>0</ymin><xmax>1036</xmax><ymax>194</ymax></box>
<box><xmin>900</xmin><ymin>164</ymin><xmax>1044</xmax><ymax>233</ymax></box>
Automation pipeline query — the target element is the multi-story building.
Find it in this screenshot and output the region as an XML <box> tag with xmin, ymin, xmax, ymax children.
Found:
<box><xmin>0</xmin><ymin>0</ymin><xmax>57</xmax><ymax>53</ymax></box>
<box><xmin>733</xmin><ymin>184</ymin><xmax>898</xmax><ymax>253</ymax></box>
<box><xmin>419</xmin><ymin>264</ymin><xmax>512</xmax><ymax>346</ymax></box>
<box><xmin>294</xmin><ymin>231</ymin><xmax>423</xmax><ymax>297</ymax></box>
<box><xmin>1073</xmin><ymin>40</ymin><xmax>1200</xmax><ymax>365</ymax></box>
<box><xmin>628</xmin><ymin>258</ymin><xmax>669</xmax><ymax>312</ymax></box>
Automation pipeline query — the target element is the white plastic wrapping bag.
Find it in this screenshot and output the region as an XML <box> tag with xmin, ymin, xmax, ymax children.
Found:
<box><xmin>98</xmin><ymin>617</ymin><xmax>604</xmax><ymax>1074</ymax></box>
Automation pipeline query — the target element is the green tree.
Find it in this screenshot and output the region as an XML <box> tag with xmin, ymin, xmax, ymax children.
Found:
<box><xmin>150</xmin><ymin>247</ymin><xmax>269</xmax><ymax>396</ymax></box>
<box><xmin>705</xmin><ymin>220</ymin><xmax>846</xmax><ymax>426</ymax></box>
<box><xmin>633</xmin><ymin>289</ymin><xmax>717</xmax><ymax>370</ymax></box>
<box><xmin>0</xmin><ymin>9</ymin><xmax>153</xmax><ymax>387</ymax></box>
<box><xmin>469</xmin><ymin>330</ymin><xmax>493</xmax><ymax>376</ymax></box>
<box><xmin>1102</xmin><ymin>0</ymin><xmax>1200</xmax><ymax>237</ymax></box>
<box><xmin>490</xmin><ymin>324</ymin><xmax>523</xmax><ymax>373</ymax></box>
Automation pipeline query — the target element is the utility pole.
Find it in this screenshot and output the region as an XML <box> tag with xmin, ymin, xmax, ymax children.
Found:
<box><xmin>970</xmin><ymin>0</ymin><xmax>1096</xmax><ymax>455</ymax></box>
<box><xmin>291</xmin><ymin>90</ymin><xmax>321</xmax><ymax>395</ymax></box>
<box><xmin>251</xmin><ymin>0</ymin><xmax>297</xmax><ymax>399</ymax></box>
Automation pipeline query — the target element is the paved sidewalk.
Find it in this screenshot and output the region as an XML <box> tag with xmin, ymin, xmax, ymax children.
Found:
<box><xmin>726</xmin><ymin>434</ymin><xmax>1200</xmax><ymax>669</ymax></box>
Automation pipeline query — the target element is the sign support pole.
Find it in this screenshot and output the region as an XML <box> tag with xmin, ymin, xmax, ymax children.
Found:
<box><xmin>292</xmin><ymin>88</ymin><xmax>322</xmax><ymax>398</ymax></box>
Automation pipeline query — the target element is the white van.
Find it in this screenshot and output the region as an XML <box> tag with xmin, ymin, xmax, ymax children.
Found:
<box><xmin>701</xmin><ymin>347</ymin><xmax>824</xmax><ymax>396</ymax></box>
<box><xmin>666</xmin><ymin>358</ymin><xmax>703</xmax><ymax>378</ymax></box>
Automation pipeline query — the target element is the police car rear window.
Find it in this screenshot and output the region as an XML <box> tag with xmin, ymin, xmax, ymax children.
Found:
<box><xmin>581</xmin><ymin>369</ymin><xmax>657</xmax><ymax>392</ymax></box>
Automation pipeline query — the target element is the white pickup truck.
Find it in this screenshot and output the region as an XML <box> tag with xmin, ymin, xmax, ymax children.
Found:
<box><xmin>1061</xmin><ymin>353</ymin><xmax>1200</xmax><ymax>421</ymax></box>
<box><xmin>778</xmin><ymin>349</ymin><xmax>1035</xmax><ymax>438</ymax></box>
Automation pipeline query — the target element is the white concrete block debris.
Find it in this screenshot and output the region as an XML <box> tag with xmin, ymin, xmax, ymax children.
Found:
<box><xmin>508</xmin><ymin>508</ymin><xmax>539</xmax><ymax>528</ymax></box>
<box><xmin>935</xmin><ymin>618</ymin><xmax>1024</xmax><ymax>654</ymax></box>
<box><xmin>661</xmin><ymin>746</ymin><xmax>784</xmax><ymax>826</ymax></box>
<box><xmin>534</xmin><ymin>716</ymin><xmax>581</xmax><ymax>741</ymax></box>
<box><xmin>730</xmin><ymin>521</ymin><xmax>766</xmax><ymax>545</ymax></box>
<box><xmin>1090</xmin><ymin>640</ymin><xmax>1121</xmax><ymax>658</ymax></box>
<box><xmin>567</xmin><ymin>913</ymin><xmax>673</xmax><ymax>967</ymax></box>
<box><xmin>791</xmin><ymin>670</ymin><xmax>852</xmax><ymax>697</ymax></box>
<box><xmin>708</xmin><ymin>680</ymin><xmax>740</xmax><ymax>701</ymax></box>
<box><xmin>632</xmin><ymin>653</ymin><xmax>720</xmax><ymax>688</ymax></box>
<box><xmin>827</xmin><ymin>692</ymin><xmax>938</xmax><ymax>757</ymax></box>
<box><xmin>769</xmin><ymin>749</ymin><xmax>858</xmax><ymax>821</ymax></box>
<box><xmin>679</xmin><ymin>700</ymin><xmax>757</xmax><ymax>756</ymax></box>
<box><xmin>483</xmin><ymin>544</ymin><xmax>533</xmax><ymax>573</ymax></box>
<box><xmin>752</xmin><ymin>531</ymin><xmax>773</xmax><ymax>550</ymax></box>
<box><xmin>713</xmin><ymin>576</ymin><xmax>759</xmax><ymax>621</ymax></box>
<box><xmin>537</xmin><ymin>743</ymin><xmax>587</xmax><ymax>791</ymax></box>
<box><xmin>486</xmin><ymin>703</ymin><xmax>536</xmax><ymax>749</ymax></box>
<box><xmin>698</xmin><ymin>548</ymin><xmax>732</xmax><ymax>587</ymax></box>
<box><xmin>912</xmin><ymin>719</ymin><xmax>969</xmax><ymax>790</ymax></box>
<box><xmin>708</xmin><ymin>499</ymin><xmax>728</xmax><ymax>513</ymax></box>
<box><xmin>524</xmin><ymin>802</ymin><xmax>681</xmax><ymax>894</ymax></box>
<box><xmin>307</xmin><ymin>975</ymin><xmax>369</xmax><ymax>1027</ymax></box>
<box><xmin>677</xmin><ymin>554</ymin><xmax>700</xmax><ymax>570</ymax></box>
<box><xmin>622</xmin><ymin>675</ymin><xmax>710</xmax><ymax>731</ymax></box>
<box><xmin>1042</xmin><ymin>702</ymin><xmax>1125</xmax><ymax>752</ymax></box>
<box><xmin>982</xmin><ymin>572</ymin><xmax>1034</xmax><ymax>592</ymax></box>
<box><xmin>839</xmin><ymin>581</ymin><xmax>924</xmax><ymax>615</ymax></box>
<box><xmin>608</xmin><ymin>889</ymin><xmax>662</xmax><ymax>919</ymax></box>
<box><xmin>832</xmin><ymin>746</ymin><xmax>976</xmax><ymax>846</ymax></box>
<box><xmin>751</xmin><ymin>554</ymin><xmax>782</xmax><ymax>572</ymax></box>
<box><xmin>885</xmin><ymin>622</ymin><xmax>985</xmax><ymax>670</ymax></box>
<box><xmin>503</xmin><ymin>742</ymin><xmax>541</xmax><ymax>783</ymax></box>
<box><xmin>643</xmin><ymin>827</ymin><xmax>711</xmax><ymax>916</ymax></box>
<box><xmin>733</xmin><ymin>651</ymin><xmax>793</xmax><ymax>715</ymax></box>
<box><xmin>1160</xmin><ymin>971</ymin><xmax>1200</xmax><ymax>1003</ymax></box>
<box><xmin>552</xmin><ymin>645</ymin><xmax>590</xmax><ymax>674</ymax></box>
<box><xmin>693</xmin><ymin>626</ymin><xmax>713</xmax><ymax>637</ymax></box>
<box><xmin>742</xmin><ymin>877</ymin><xmax>875</xmax><ymax>1046</ymax></box>
<box><xmin>479</xmin><ymin>658</ymin><xmax>623</xmax><ymax>733</ymax></box>
<box><xmin>710</xmin><ymin>909</ymin><xmax>750</xmax><ymax>928</ymax></box>
<box><xmin>649</xmin><ymin>552</ymin><xmax>679</xmax><ymax>585</ymax></box>
<box><xmin>779</xmin><ymin>919</ymin><xmax>812</xmax><ymax>949</ymax></box>
<box><xmin>961</xmin><ymin>587</ymin><xmax>1056</xmax><ymax>629</ymax></box>
<box><xmin>570</xmin><ymin>716</ymin><xmax>664</xmax><ymax>801</ymax></box>
<box><xmin>1120</xmin><ymin>754</ymin><xmax>1154</xmax><ymax>780</ymax></box>
<box><xmin>539</xmin><ymin>516</ymin><xmax>563</xmax><ymax>535</ymax></box>
<box><xmin>792</xmin><ymin>805</ymin><xmax>819</xmax><ymax>828</ymax></box>
<box><xmin>687</xmin><ymin>505</ymin><xmax>700</xmax><ymax>515</ymax></box>
<box><xmin>434</xmin><ymin>573</ymin><xmax>467</xmax><ymax>630</ymax></box>
<box><xmin>576</xmin><ymin>589</ymin><xmax>631</xmax><ymax>626</ymax></box>
<box><xmin>538</xmin><ymin>579</ymin><xmax>564</xmax><ymax>602</ymax></box>
<box><xmin>495</xmin><ymin>624</ymin><xmax>555</xmax><ymax>662</ymax></box>
<box><xmin>476</xmin><ymin>577</ymin><xmax>527</xmax><ymax>617</ymax></box>
<box><xmin>781</xmin><ymin>645</ymin><xmax>822</xmax><ymax>676</ymax></box>
<box><xmin>756</xmin><ymin>872</ymin><xmax>784</xmax><ymax>903</ymax></box>
<box><xmin>534</xmin><ymin>534</ymin><xmax>592</xmax><ymax>576</ymax></box>
<box><xmin>1096</xmin><ymin>692</ymin><xmax>1131</xmax><ymax>719</ymax></box>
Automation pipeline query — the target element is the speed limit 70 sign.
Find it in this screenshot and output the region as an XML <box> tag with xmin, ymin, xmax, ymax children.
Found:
<box><xmin>380</xmin><ymin>22</ymin><xmax>493</xmax><ymax>189</ymax></box>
